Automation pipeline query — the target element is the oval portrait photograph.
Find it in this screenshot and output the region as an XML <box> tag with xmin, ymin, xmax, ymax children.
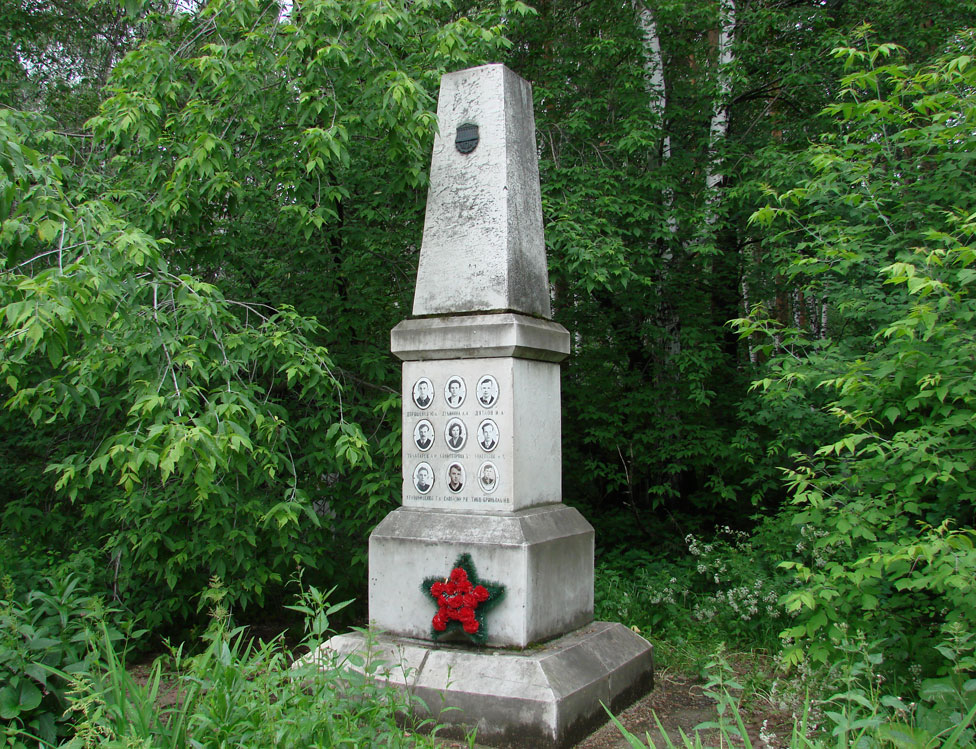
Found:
<box><xmin>413</xmin><ymin>419</ymin><xmax>434</xmax><ymax>452</ymax></box>
<box><xmin>476</xmin><ymin>374</ymin><xmax>499</xmax><ymax>408</ymax></box>
<box><xmin>413</xmin><ymin>462</ymin><xmax>434</xmax><ymax>494</ymax></box>
<box><xmin>412</xmin><ymin>377</ymin><xmax>434</xmax><ymax>410</ymax></box>
<box><xmin>445</xmin><ymin>418</ymin><xmax>467</xmax><ymax>452</ymax></box>
<box><xmin>446</xmin><ymin>462</ymin><xmax>465</xmax><ymax>494</ymax></box>
<box><xmin>478</xmin><ymin>461</ymin><xmax>498</xmax><ymax>494</ymax></box>
<box><xmin>477</xmin><ymin>419</ymin><xmax>499</xmax><ymax>452</ymax></box>
<box><xmin>444</xmin><ymin>376</ymin><xmax>466</xmax><ymax>408</ymax></box>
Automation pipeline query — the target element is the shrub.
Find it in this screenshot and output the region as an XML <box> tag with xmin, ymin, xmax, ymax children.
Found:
<box><xmin>595</xmin><ymin>521</ymin><xmax>795</xmax><ymax>656</ymax></box>
<box><xmin>0</xmin><ymin>556</ymin><xmax>132</xmax><ymax>746</ymax></box>
<box><xmin>740</xmin><ymin>32</ymin><xmax>976</xmax><ymax>678</ymax></box>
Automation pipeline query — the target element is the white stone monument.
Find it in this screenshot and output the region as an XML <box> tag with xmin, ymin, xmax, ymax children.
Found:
<box><xmin>316</xmin><ymin>64</ymin><xmax>653</xmax><ymax>748</ymax></box>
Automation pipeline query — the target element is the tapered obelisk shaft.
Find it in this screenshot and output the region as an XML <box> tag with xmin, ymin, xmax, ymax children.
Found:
<box><xmin>413</xmin><ymin>64</ymin><xmax>551</xmax><ymax>318</ymax></box>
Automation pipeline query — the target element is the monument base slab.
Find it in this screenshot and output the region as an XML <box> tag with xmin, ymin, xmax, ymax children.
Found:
<box><xmin>313</xmin><ymin>621</ymin><xmax>654</xmax><ymax>748</ymax></box>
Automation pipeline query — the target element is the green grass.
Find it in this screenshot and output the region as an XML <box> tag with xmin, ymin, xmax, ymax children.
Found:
<box><xmin>2</xmin><ymin>576</ymin><xmax>473</xmax><ymax>748</ymax></box>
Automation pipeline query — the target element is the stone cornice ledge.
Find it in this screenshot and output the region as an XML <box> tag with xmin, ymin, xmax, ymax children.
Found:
<box><xmin>391</xmin><ymin>313</ymin><xmax>569</xmax><ymax>362</ymax></box>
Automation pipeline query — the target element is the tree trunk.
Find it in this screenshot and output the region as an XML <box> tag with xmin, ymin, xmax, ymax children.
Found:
<box><xmin>634</xmin><ymin>1</ymin><xmax>677</xmax><ymax>236</ymax></box>
<box><xmin>704</xmin><ymin>0</ymin><xmax>735</xmax><ymax>230</ymax></box>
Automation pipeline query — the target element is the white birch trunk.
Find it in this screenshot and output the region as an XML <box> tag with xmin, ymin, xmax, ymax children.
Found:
<box><xmin>741</xmin><ymin>276</ymin><xmax>757</xmax><ymax>365</ymax></box>
<box><xmin>635</xmin><ymin>4</ymin><xmax>682</xmax><ymax>376</ymax></box>
<box><xmin>704</xmin><ymin>0</ymin><xmax>736</xmax><ymax>229</ymax></box>
<box><xmin>635</xmin><ymin>2</ymin><xmax>677</xmax><ymax>237</ymax></box>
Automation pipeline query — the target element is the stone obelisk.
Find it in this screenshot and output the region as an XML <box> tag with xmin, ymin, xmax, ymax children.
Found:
<box><xmin>319</xmin><ymin>64</ymin><xmax>653</xmax><ymax>748</ymax></box>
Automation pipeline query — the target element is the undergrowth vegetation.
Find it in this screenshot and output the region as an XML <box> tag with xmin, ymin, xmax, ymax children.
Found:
<box><xmin>595</xmin><ymin>522</ymin><xmax>795</xmax><ymax>658</ymax></box>
<box><xmin>3</xmin><ymin>530</ymin><xmax>973</xmax><ymax>748</ymax></box>
<box><xmin>595</xmin><ymin>517</ymin><xmax>976</xmax><ymax>748</ymax></box>
<box><xmin>1</xmin><ymin>570</ymin><xmax>468</xmax><ymax>748</ymax></box>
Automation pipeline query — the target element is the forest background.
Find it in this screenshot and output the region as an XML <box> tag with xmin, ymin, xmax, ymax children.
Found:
<box><xmin>2</xmin><ymin>0</ymin><xmax>976</xmax><ymax>745</ymax></box>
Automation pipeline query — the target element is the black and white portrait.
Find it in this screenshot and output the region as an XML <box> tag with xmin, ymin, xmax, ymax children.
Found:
<box><xmin>413</xmin><ymin>420</ymin><xmax>434</xmax><ymax>452</ymax></box>
<box><xmin>478</xmin><ymin>461</ymin><xmax>498</xmax><ymax>494</ymax></box>
<box><xmin>413</xmin><ymin>462</ymin><xmax>434</xmax><ymax>494</ymax></box>
<box><xmin>476</xmin><ymin>375</ymin><xmax>499</xmax><ymax>408</ymax></box>
<box><xmin>477</xmin><ymin>419</ymin><xmax>499</xmax><ymax>452</ymax></box>
<box><xmin>412</xmin><ymin>377</ymin><xmax>434</xmax><ymax>410</ymax></box>
<box><xmin>445</xmin><ymin>418</ymin><xmax>467</xmax><ymax>451</ymax></box>
<box><xmin>446</xmin><ymin>462</ymin><xmax>465</xmax><ymax>493</ymax></box>
<box><xmin>444</xmin><ymin>376</ymin><xmax>466</xmax><ymax>408</ymax></box>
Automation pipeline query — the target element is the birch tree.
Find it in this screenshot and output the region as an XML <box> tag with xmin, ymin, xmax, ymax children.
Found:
<box><xmin>703</xmin><ymin>0</ymin><xmax>735</xmax><ymax>232</ymax></box>
<box><xmin>634</xmin><ymin>1</ymin><xmax>676</xmax><ymax>236</ymax></box>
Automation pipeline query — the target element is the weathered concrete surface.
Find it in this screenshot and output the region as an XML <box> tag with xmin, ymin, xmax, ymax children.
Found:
<box><xmin>368</xmin><ymin>505</ymin><xmax>594</xmax><ymax>648</ymax></box>
<box><xmin>313</xmin><ymin>622</ymin><xmax>655</xmax><ymax>748</ymax></box>
<box><xmin>391</xmin><ymin>313</ymin><xmax>569</xmax><ymax>362</ymax></box>
<box><xmin>413</xmin><ymin>64</ymin><xmax>550</xmax><ymax>318</ymax></box>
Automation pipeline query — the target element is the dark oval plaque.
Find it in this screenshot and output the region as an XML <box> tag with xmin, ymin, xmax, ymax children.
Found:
<box><xmin>455</xmin><ymin>123</ymin><xmax>479</xmax><ymax>154</ymax></box>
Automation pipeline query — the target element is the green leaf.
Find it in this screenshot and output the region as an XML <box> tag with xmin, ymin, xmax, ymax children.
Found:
<box><xmin>0</xmin><ymin>685</ymin><xmax>21</xmax><ymax>719</ymax></box>
<box><xmin>17</xmin><ymin>681</ymin><xmax>42</xmax><ymax>712</ymax></box>
<box><xmin>46</xmin><ymin>338</ymin><xmax>63</xmax><ymax>368</ymax></box>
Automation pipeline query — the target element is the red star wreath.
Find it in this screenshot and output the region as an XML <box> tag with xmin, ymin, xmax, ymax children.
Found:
<box><xmin>421</xmin><ymin>553</ymin><xmax>505</xmax><ymax>645</ymax></box>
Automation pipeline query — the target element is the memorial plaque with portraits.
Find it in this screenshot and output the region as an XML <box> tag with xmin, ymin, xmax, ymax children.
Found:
<box><xmin>401</xmin><ymin>360</ymin><xmax>515</xmax><ymax>512</ymax></box>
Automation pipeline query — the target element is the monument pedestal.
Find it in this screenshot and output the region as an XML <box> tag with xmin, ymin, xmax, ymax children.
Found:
<box><xmin>320</xmin><ymin>622</ymin><xmax>654</xmax><ymax>749</ymax></box>
<box><xmin>311</xmin><ymin>63</ymin><xmax>653</xmax><ymax>747</ymax></box>
<box><xmin>369</xmin><ymin>505</ymin><xmax>594</xmax><ymax>648</ymax></box>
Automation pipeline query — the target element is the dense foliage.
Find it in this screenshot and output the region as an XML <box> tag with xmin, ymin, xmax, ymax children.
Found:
<box><xmin>739</xmin><ymin>32</ymin><xmax>976</xmax><ymax>675</ymax></box>
<box><xmin>2</xmin><ymin>0</ymin><xmax>976</xmax><ymax>744</ymax></box>
<box><xmin>1</xmin><ymin>0</ymin><xmax>520</xmax><ymax>631</ymax></box>
<box><xmin>0</xmin><ymin>105</ymin><xmax>372</xmax><ymax>628</ymax></box>
<box><xmin>2</xmin><ymin>572</ymin><xmax>456</xmax><ymax>747</ymax></box>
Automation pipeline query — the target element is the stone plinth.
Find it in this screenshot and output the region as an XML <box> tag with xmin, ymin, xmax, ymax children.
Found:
<box><xmin>315</xmin><ymin>622</ymin><xmax>654</xmax><ymax>749</ymax></box>
<box><xmin>369</xmin><ymin>505</ymin><xmax>593</xmax><ymax>648</ymax></box>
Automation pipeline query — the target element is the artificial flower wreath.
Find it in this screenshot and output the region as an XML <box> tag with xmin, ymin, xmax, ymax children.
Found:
<box><xmin>421</xmin><ymin>553</ymin><xmax>505</xmax><ymax>645</ymax></box>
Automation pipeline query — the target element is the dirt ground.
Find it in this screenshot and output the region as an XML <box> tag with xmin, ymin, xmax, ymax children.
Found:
<box><xmin>574</xmin><ymin>666</ymin><xmax>795</xmax><ymax>749</ymax></box>
<box><xmin>574</xmin><ymin>669</ymin><xmax>741</xmax><ymax>749</ymax></box>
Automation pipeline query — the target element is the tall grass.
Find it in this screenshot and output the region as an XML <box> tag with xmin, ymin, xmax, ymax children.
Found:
<box><xmin>5</xmin><ymin>577</ymin><xmax>468</xmax><ymax>748</ymax></box>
